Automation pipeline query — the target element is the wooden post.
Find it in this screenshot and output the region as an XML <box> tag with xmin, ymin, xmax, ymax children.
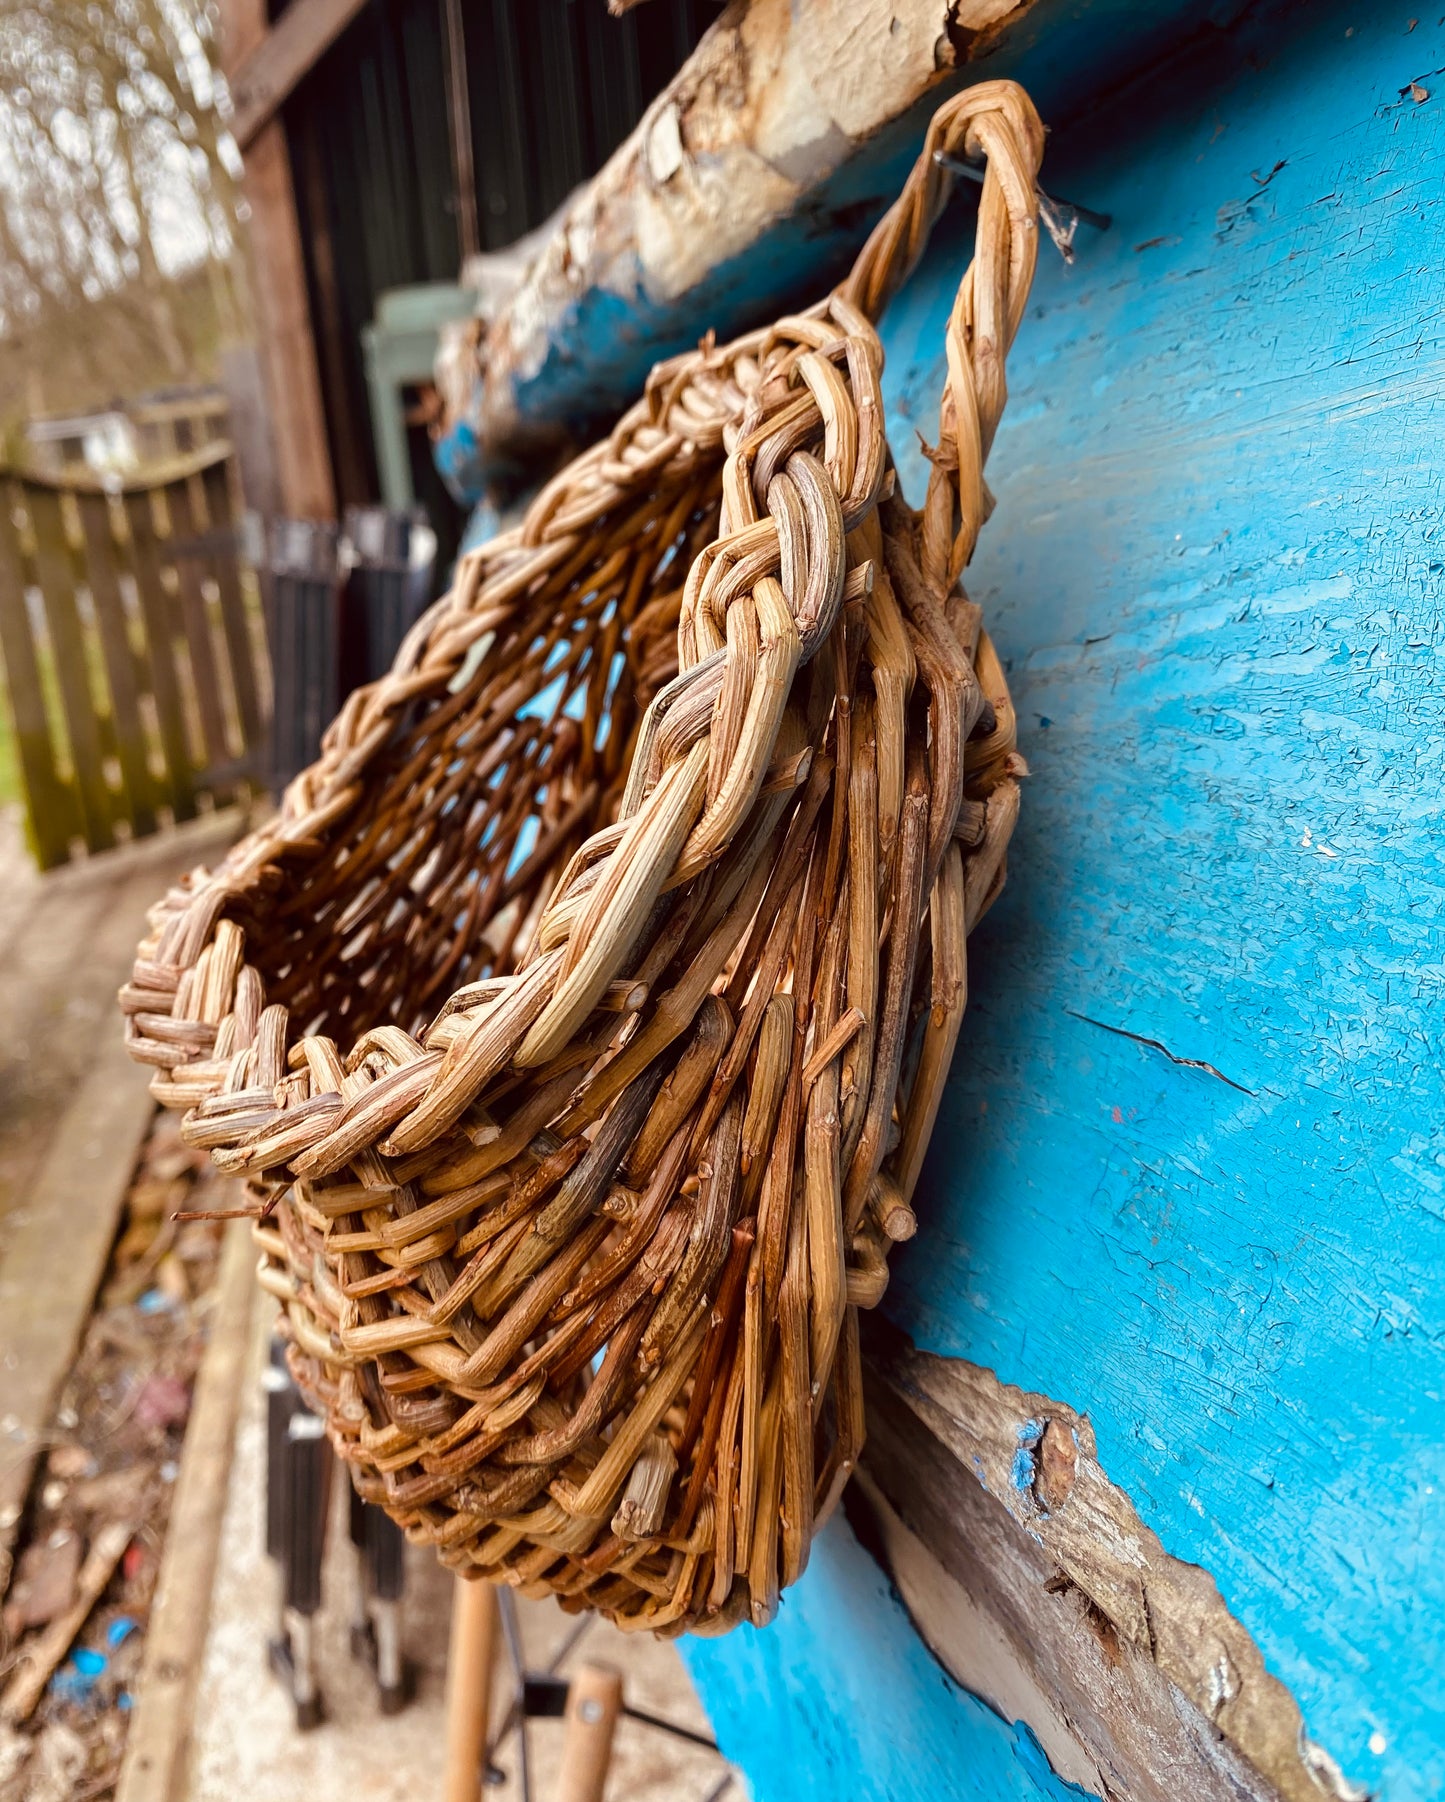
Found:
<box><xmin>217</xmin><ymin>0</ymin><xmax>336</xmax><ymax>521</ymax></box>
<box><xmin>557</xmin><ymin>1663</ymin><xmax>624</xmax><ymax>1802</ymax></box>
<box><xmin>228</xmin><ymin>0</ymin><xmax>370</xmax><ymax>148</ymax></box>
<box><xmin>443</xmin><ymin>1575</ymin><xmax>499</xmax><ymax>1802</ymax></box>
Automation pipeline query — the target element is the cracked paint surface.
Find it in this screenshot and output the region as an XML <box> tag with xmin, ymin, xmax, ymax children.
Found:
<box><xmin>688</xmin><ymin>3</ymin><xmax>1444</xmax><ymax>1798</ymax></box>
<box><xmin>881</xmin><ymin>4</ymin><xmax>1445</xmax><ymax>1796</ymax></box>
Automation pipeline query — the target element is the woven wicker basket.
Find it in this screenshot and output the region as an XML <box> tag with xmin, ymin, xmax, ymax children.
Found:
<box><xmin>121</xmin><ymin>80</ymin><xmax>1043</xmax><ymax>1633</ymax></box>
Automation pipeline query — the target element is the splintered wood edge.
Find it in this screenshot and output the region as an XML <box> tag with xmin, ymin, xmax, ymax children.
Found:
<box><xmin>858</xmin><ymin>1318</ymin><xmax>1364</xmax><ymax>1802</ymax></box>
<box><xmin>115</xmin><ymin>1217</ymin><xmax>256</xmax><ymax>1802</ymax></box>
<box><xmin>475</xmin><ymin>0</ymin><xmax>1053</xmax><ymax>463</ymax></box>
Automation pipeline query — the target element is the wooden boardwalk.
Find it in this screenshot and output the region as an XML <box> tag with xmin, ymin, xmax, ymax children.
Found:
<box><xmin>0</xmin><ymin>806</ymin><xmax>242</xmax><ymax>1574</ymax></box>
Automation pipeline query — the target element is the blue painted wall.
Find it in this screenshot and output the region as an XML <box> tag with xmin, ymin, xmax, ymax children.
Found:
<box><xmin>687</xmin><ymin>5</ymin><xmax>1445</xmax><ymax>1798</ymax></box>
<box><xmin>691</xmin><ymin>1519</ymin><xmax>1094</xmax><ymax>1802</ymax></box>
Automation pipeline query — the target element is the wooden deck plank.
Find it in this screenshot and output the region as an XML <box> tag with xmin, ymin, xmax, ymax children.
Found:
<box><xmin>0</xmin><ymin>812</ymin><xmax>242</xmax><ymax>1236</ymax></box>
<box><xmin>0</xmin><ymin>1028</ymin><xmax>154</xmax><ymax>1576</ymax></box>
<box><xmin>0</xmin><ymin>811</ymin><xmax>244</xmax><ymax>1583</ymax></box>
<box><xmin>0</xmin><ymin>868</ymin><xmax>167</xmax><ymax>1232</ymax></box>
<box><xmin>113</xmin><ymin>1220</ymin><xmax>254</xmax><ymax>1802</ymax></box>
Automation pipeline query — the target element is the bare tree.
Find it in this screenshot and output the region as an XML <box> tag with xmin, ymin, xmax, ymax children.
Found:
<box><xmin>0</xmin><ymin>0</ymin><xmax>245</xmax><ymax>428</ymax></box>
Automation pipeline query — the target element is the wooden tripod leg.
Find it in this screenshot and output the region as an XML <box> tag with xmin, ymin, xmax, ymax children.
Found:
<box><xmin>557</xmin><ymin>1662</ymin><xmax>624</xmax><ymax>1802</ymax></box>
<box><xmin>443</xmin><ymin>1575</ymin><xmax>499</xmax><ymax>1802</ymax></box>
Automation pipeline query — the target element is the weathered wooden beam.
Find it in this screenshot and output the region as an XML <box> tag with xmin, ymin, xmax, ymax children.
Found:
<box><xmin>114</xmin><ymin>1221</ymin><xmax>256</xmax><ymax>1802</ymax></box>
<box><xmin>228</xmin><ymin>0</ymin><xmax>370</xmax><ymax>151</ymax></box>
<box><xmin>475</xmin><ymin>0</ymin><xmax>1015</xmax><ymax>471</ymax></box>
<box><xmin>462</xmin><ymin>0</ymin><xmax>1227</xmax><ymax>484</ymax></box>
<box><xmin>218</xmin><ymin>0</ymin><xmax>336</xmax><ymax>522</ymax></box>
<box><xmin>858</xmin><ymin>1319</ymin><xmax>1358</xmax><ymax>1802</ymax></box>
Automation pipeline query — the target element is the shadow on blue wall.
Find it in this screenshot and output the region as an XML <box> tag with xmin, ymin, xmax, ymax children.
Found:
<box><xmin>687</xmin><ymin>1515</ymin><xmax>1098</xmax><ymax>1802</ymax></box>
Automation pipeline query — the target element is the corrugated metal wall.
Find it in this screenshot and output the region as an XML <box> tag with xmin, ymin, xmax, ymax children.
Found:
<box><xmin>283</xmin><ymin>0</ymin><xmax>721</xmax><ymax>519</ymax></box>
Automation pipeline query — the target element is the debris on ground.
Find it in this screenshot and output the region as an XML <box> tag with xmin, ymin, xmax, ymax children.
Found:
<box><xmin>0</xmin><ymin>1112</ymin><xmax>229</xmax><ymax>1800</ymax></box>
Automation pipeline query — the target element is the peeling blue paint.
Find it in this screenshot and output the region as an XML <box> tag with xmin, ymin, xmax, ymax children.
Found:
<box><xmin>687</xmin><ymin>4</ymin><xmax>1445</xmax><ymax>1799</ymax></box>
<box><xmin>1013</xmin><ymin>1419</ymin><xmax>1045</xmax><ymax>1491</ymax></box>
<box><xmin>884</xmin><ymin>3</ymin><xmax>1445</xmax><ymax>1795</ymax></box>
<box><xmin>474</xmin><ymin>0</ymin><xmax>1256</xmax><ymax>484</ymax></box>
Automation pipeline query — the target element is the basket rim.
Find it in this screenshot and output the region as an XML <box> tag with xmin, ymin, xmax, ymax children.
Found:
<box><xmin>116</xmin><ymin>74</ymin><xmax>1046</xmax><ymax>1632</ymax></box>
<box><xmin>118</xmin><ymin>77</ymin><xmax>1044</xmax><ymax>1190</ymax></box>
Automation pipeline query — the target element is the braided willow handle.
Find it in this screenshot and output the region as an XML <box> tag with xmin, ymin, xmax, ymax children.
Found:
<box><xmin>841</xmin><ymin>79</ymin><xmax>1046</xmax><ymax>592</ymax></box>
<box><xmin>511</xmin><ymin>82</ymin><xmax>1047</xmax><ymax>1070</ymax></box>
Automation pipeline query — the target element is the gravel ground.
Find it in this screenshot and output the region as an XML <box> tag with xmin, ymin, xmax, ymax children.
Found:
<box><xmin>187</xmin><ymin>1291</ymin><xmax>741</xmax><ymax>1802</ymax></box>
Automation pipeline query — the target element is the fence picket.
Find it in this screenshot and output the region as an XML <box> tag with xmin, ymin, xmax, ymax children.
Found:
<box><xmin>200</xmin><ymin>461</ymin><xmax>265</xmax><ymax>751</ymax></box>
<box><xmin>121</xmin><ymin>487</ymin><xmax>198</xmax><ymax>825</ymax></box>
<box><xmin>0</xmin><ymin>444</ymin><xmax>271</xmax><ymax>865</ymax></box>
<box><xmin>75</xmin><ymin>491</ymin><xmax>159</xmax><ymax>840</ymax></box>
<box><xmin>0</xmin><ymin>482</ymin><xmax>79</xmax><ymax>868</ymax></box>
<box><xmin>164</xmin><ymin>474</ymin><xmax>233</xmax><ymax>789</ymax></box>
<box><xmin>26</xmin><ymin>487</ymin><xmax>116</xmax><ymax>853</ymax></box>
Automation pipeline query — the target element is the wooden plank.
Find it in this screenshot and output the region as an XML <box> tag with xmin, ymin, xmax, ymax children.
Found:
<box><xmin>228</xmin><ymin>0</ymin><xmax>370</xmax><ymax>149</ymax></box>
<box><xmin>65</xmin><ymin>499</ymin><xmax>127</xmax><ymax>792</ymax></box>
<box><xmin>217</xmin><ymin>344</ymin><xmax>282</xmax><ymax>522</ymax></box>
<box><xmin>0</xmin><ymin>482</ymin><xmax>77</xmax><ymax>868</ymax></box>
<box><xmin>290</xmin><ymin>103</ymin><xmax>374</xmax><ymax>508</ymax></box>
<box><xmin>75</xmin><ymin>491</ymin><xmax>159</xmax><ymax>839</ymax></box>
<box><xmin>466</xmin><ymin>0</ymin><xmax>1060</xmax><ymax>476</ymax></box>
<box><xmin>440</xmin><ymin>0</ymin><xmax>480</xmax><ymax>262</ymax></box>
<box><xmin>24</xmin><ymin>487</ymin><xmax>116</xmax><ymax>854</ymax></box>
<box><xmin>164</xmin><ymin>524</ymin><xmax>242</xmax><ymax>561</ymax></box>
<box><xmin>220</xmin><ymin>0</ymin><xmax>336</xmax><ymax>522</ymax></box>
<box><xmin>0</xmin><ymin>850</ymin><xmax>216</xmax><ymax>1246</ymax></box>
<box><xmin>122</xmin><ymin>491</ymin><xmax>197</xmax><ymax>824</ymax></box>
<box><xmin>0</xmin><ymin>812</ymin><xmax>239</xmax><ymax>1592</ymax></box>
<box><xmin>856</xmin><ymin>1323</ymin><xmax>1310</xmax><ymax>1802</ymax></box>
<box><xmin>114</xmin><ymin>1219</ymin><xmax>255</xmax><ymax>1802</ymax></box>
<box><xmin>0</xmin><ymin>879</ymin><xmax>121</xmax><ymax>1225</ymax></box>
<box><xmin>240</xmin><ymin>123</ymin><xmax>338</xmax><ymax>520</ymax></box>
<box><xmin>160</xmin><ymin>476</ymin><xmax>234</xmax><ymax>784</ymax></box>
<box><xmin>13</xmin><ymin>443</ymin><xmax>231</xmax><ymax>497</ymax></box>
<box><xmin>0</xmin><ymin>1030</ymin><xmax>154</xmax><ymax>1582</ymax></box>
<box><xmin>198</xmin><ymin>459</ymin><xmax>266</xmax><ymax>763</ymax></box>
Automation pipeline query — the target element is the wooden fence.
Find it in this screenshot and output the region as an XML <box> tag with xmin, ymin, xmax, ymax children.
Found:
<box><xmin>0</xmin><ymin>445</ymin><xmax>270</xmax><ymax>869</ymax></box>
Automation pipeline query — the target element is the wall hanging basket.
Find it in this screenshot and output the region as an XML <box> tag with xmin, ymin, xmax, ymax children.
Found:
<box><xmin>121</xmin><ymin>80</ymin><xmax>1042</xmax><ymax>1634</ymax></box>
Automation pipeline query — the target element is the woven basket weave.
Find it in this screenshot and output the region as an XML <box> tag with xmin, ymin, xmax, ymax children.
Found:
<box><xmin>121</xmin><ymin>80</ymin><xmax>1043</xmax><ymax>1633</ymax></box>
